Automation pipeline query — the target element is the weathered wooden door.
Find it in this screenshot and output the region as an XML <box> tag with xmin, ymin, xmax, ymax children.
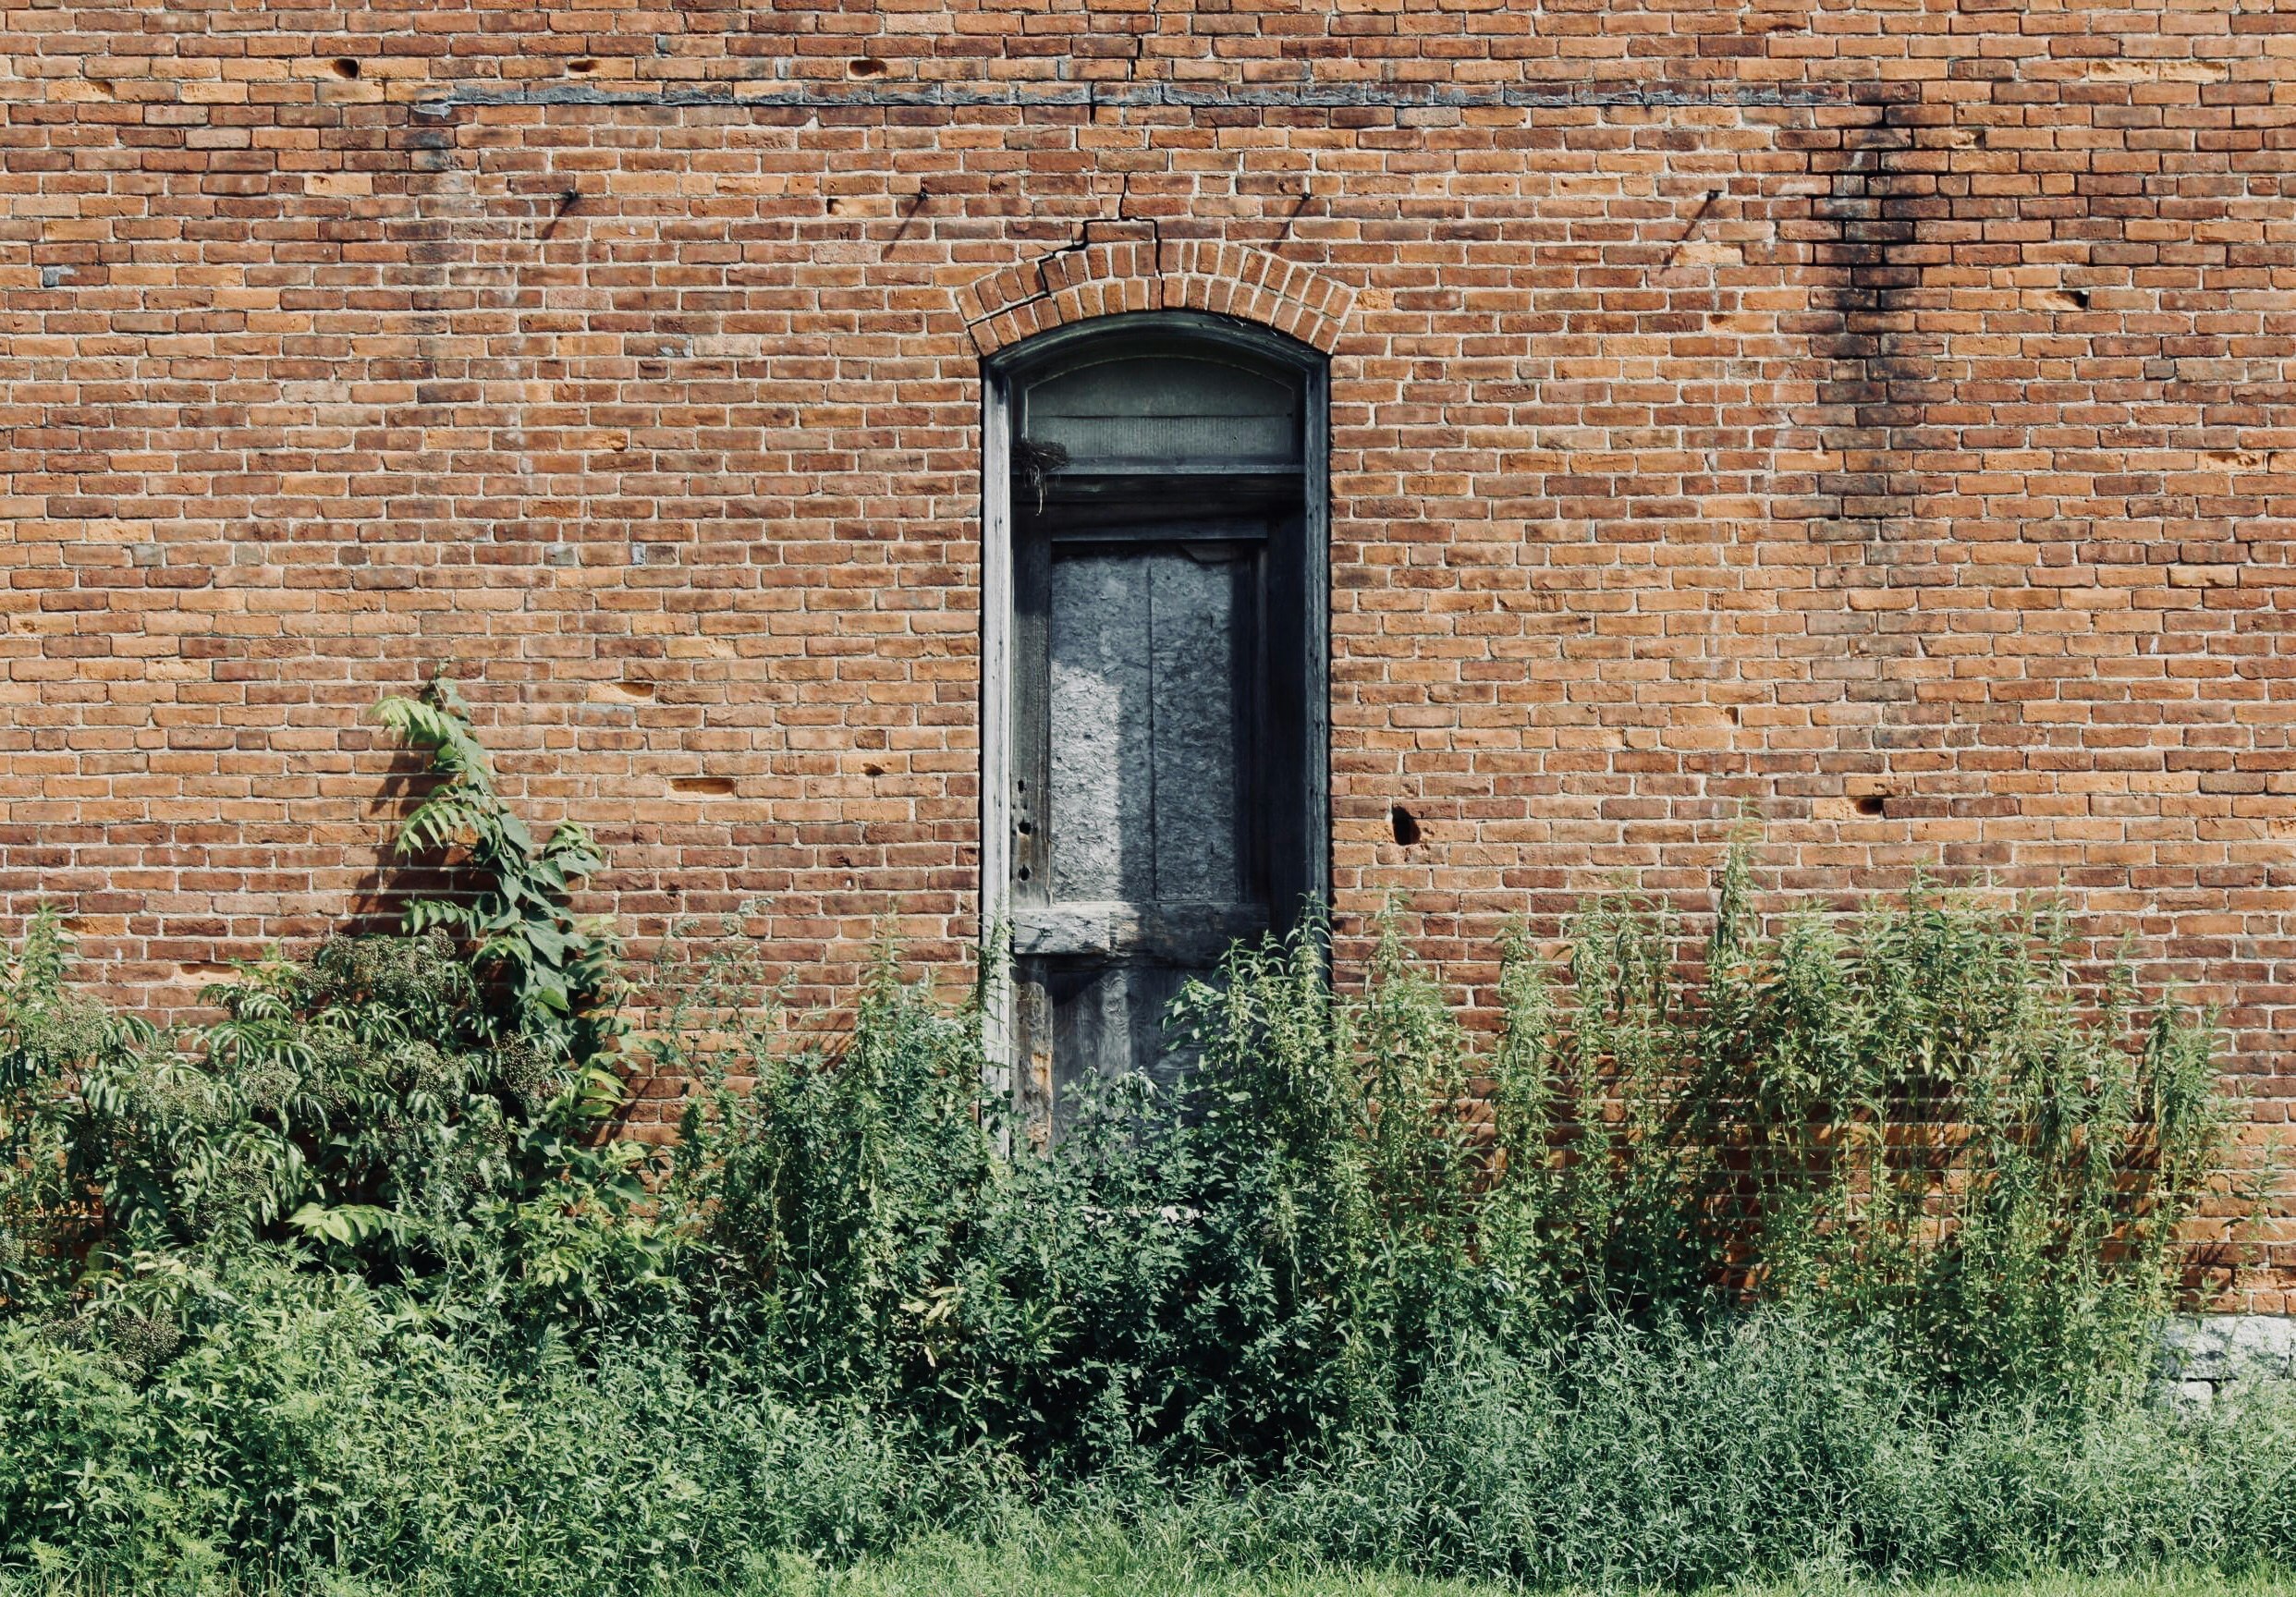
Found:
<box><xmin>1011</xmin><ymin>520</ymin><xmax>1269</xmax><ymax>1126</ymax></box>
<box><xmin>994</xmin><ymin>317</ymin><xmax>1326</xmax><ymax>1137</ymax></box>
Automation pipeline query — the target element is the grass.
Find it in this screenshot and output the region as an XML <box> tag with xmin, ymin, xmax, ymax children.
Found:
<box><xmin>1735</xmin><ymin>1577</ymin><xmax>2296</xmax><ymax>1597</ymax></box>
<box><xmin>8</xmin><ymin>1547</ymin><xmax>2292</xmax><ymax>1597</ymax></box>
<box><xmin>814</xmin><ymin>1536</ymin><xmax>1497</xmax><ymax>1595</ymax></box>
<box><xmin>796</xmin><ymin>1531</ymin><xmax>2296</xmax><ymax>1597</ymax></box>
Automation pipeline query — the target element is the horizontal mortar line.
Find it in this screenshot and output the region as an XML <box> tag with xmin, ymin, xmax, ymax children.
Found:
<box><xmin>405</xmin><ymin>79</ymin><xmax>1858</xmax><ymax>116</ymax></box>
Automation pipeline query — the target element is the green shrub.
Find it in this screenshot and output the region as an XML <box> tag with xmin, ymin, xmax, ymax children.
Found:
<box><xmin>0</xmin><ymin>1256</ymin><xmax>960</xmax><ymax>1595</ymax></box>
<box><xmin>0</xmin><ymin>683</ymin><xmax>666</xmax><ymax>1332</ymax></box>
<box><xmin>650</xmin><ymin>863</ymin><xmax>2239</xmax><ymax>1469</ymax></box>
<box><xmin>0</xmin><ymin>690</ymin><xmax>2268</xmax><ymax>1593</ymax></box>
<box><xmin>1223</xmin><ymin>1313</ymin><xmax>2296</xmax><ymax>1590</ymax></box>
<box><xmin>1457</xmin><ymin>851</ymin><xmax>2241</xmax><ymax>1391</ymax></box>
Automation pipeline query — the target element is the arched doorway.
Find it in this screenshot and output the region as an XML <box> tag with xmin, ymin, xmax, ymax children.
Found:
<box><xmin>982</xmin><ymin>311</ymin><xmax>1330</xmax><ymax>1137</ymax></box>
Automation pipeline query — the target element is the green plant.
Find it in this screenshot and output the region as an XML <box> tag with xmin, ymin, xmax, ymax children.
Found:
<box><xmin>0</xmin><ymin>907</ymin><xmax>154</xmax><ymax>1317</ymax></box>
<box><xmin>0</xmin><ymin>919</ymin><xmax>666</xmax><ymax>1333</ymax></box>
<box><xmin>376</xmin><ymin>672</ymin><xmax>625</xmax><ymax>1066</ymax></box>
<box><xmin>1671</xmin><ymin>855</ymin><xmax>2241</xmax><ymax>1388</ymax></box>
<box><xmin>664</xmin><ymin>940</ymin><xmax>1000</xmax><ymax>1405</ymax></box>
<box><xmin>0</xmin><ymin>679</ymin><xmax>671</xmax><ymax>1327</ymax></box>
<box><xmin>0</xmin><ymin>694</ymin><xmax>2266</xmax><ymax>1594</ymax></box>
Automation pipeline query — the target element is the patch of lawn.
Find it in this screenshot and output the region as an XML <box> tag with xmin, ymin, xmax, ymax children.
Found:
<box><xmin>804</xmin><ymin>1531</ymin><xmax>2296</xmax><ymax>1597</ymax></box>
<box><xmin>810</xmin><ymin>1530</ymin><xmax>1516</xmax><ymax>1596</ymax></box>
<box><xmin>1732</xmin><ymin>1576</ymin><xmax>2296</xmax><ymax>1597</ymax></box>
<box><xmin>10</xmin><ymin>1539</ymin><xmax>2293</xmax><ymax>1597</ymax></box>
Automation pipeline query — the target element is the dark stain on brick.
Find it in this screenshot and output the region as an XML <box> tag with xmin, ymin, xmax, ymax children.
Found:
<box><xmin>1802</xmin><ymin>83</ymin><xmax>1939</xmax><ymax>538</ymax></box>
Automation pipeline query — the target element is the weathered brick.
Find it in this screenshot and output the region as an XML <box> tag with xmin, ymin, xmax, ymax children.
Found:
<box><xmin>0</xmin><ymin>2</ymin><xmax>2292</xmax><ymax>1288</ymax></box>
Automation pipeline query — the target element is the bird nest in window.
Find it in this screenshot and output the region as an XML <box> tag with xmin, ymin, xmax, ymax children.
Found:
<box><xmin>1012</xmin><ymin>437</ymin><xmax>1070</xmax><ymax>513</ymax></box>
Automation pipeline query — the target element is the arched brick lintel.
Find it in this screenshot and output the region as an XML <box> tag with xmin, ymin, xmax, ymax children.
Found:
<box><xmin>958</xmin><ymin>230</ymin><xmax>1355</xmax><ymax>357</ymax></box>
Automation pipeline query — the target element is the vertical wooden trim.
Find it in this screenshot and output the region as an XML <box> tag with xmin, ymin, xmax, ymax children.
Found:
<box><xmin>980</xmin><ymin>363</ymin><xmax>1016</xmax><ymax>1104</ymax></box>
<box><xmin>1010</xmin><ymin>525</ymin><xmax>1056</xmax><ymax>1136</ymax></box>
<box><xmin>1238</xmin><ymin>536</ymin><xmax>1271</xmax><ymax>914</ymax></box>
<box><xmin>1304</xmin><ymin>359</ymin><xmax>1333</xmax><ymax>910</ymax></box>
<box><xmin>1010</xmin><ymin>531</ymin><xmax>1053</xmax><ymax>902</ymax></box>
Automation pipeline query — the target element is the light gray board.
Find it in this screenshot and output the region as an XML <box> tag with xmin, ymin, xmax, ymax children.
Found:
<box><xmin>1009</xmin><ymin>902</ymin><xmax>1269</xmax><ymax>962</ymax></box>
<box><xmin>1047</xmin><ymin>547</ymin><xmax>1243</xmax><ymax>908</ymax></box>
<box><xmin>1148</xmin><ymin>551</ymin><xmax>1245</xmax><ymax>903</ymax></box>
<box><xmin>1047</xmin><ymin>552</ymin><xmax>1154</xmax><ymax>902</ymax></box>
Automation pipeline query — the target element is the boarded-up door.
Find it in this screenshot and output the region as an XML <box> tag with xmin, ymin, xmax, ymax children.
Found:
<box><xmin>996</xmin><ymin>318</ymin><xmax>1325</xmax><ymax>1138</ymax></box>
<box><xmin>1013</xmin><ymin>522</ymin><xmax>1269</xmax><ymax>1128</ymax></box>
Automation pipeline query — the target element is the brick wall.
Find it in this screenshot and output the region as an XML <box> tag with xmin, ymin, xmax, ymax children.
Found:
<box><xmin>2</xmin><ymin>0</ymin><xmax>2292</xmax><ymax>1278</ymax></box>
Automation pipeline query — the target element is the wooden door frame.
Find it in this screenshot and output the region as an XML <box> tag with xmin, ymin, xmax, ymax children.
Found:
<box><xmin>979</xmin><ymin>310</ymin><xmax>1331</xmax><ymax>1103</ymax></box>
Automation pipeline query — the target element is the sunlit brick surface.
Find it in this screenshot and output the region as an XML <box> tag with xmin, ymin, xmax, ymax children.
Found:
<box><xmin>3</xmin><ymin>1</ymin><xmax>2294</xmax><ymax>1283</ymax></box>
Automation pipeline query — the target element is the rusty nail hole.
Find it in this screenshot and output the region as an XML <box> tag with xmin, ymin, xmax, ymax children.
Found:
<box><xmin>329</xmin><ymin>57</ymin><xmax>361</xmax><ymax>80</ymax></box>
<box><xmin>849</xmin><ymin>56</ymin><xmax>887</xmax><ymax>78</ymax></box>
<box><xmin>1390</xmin><ymin>805</ymin><xmax>1422</xmax><ymax>847</ymax></box>
<box><xmin>567</xmin><ymin>57</ymin><xmax>597</xmax><ymax>74</ymax></box>
<box><xmin>1854</xmin><ymin>795</ymin><xmax>1887</xmax><ymax>818</ymax></box>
